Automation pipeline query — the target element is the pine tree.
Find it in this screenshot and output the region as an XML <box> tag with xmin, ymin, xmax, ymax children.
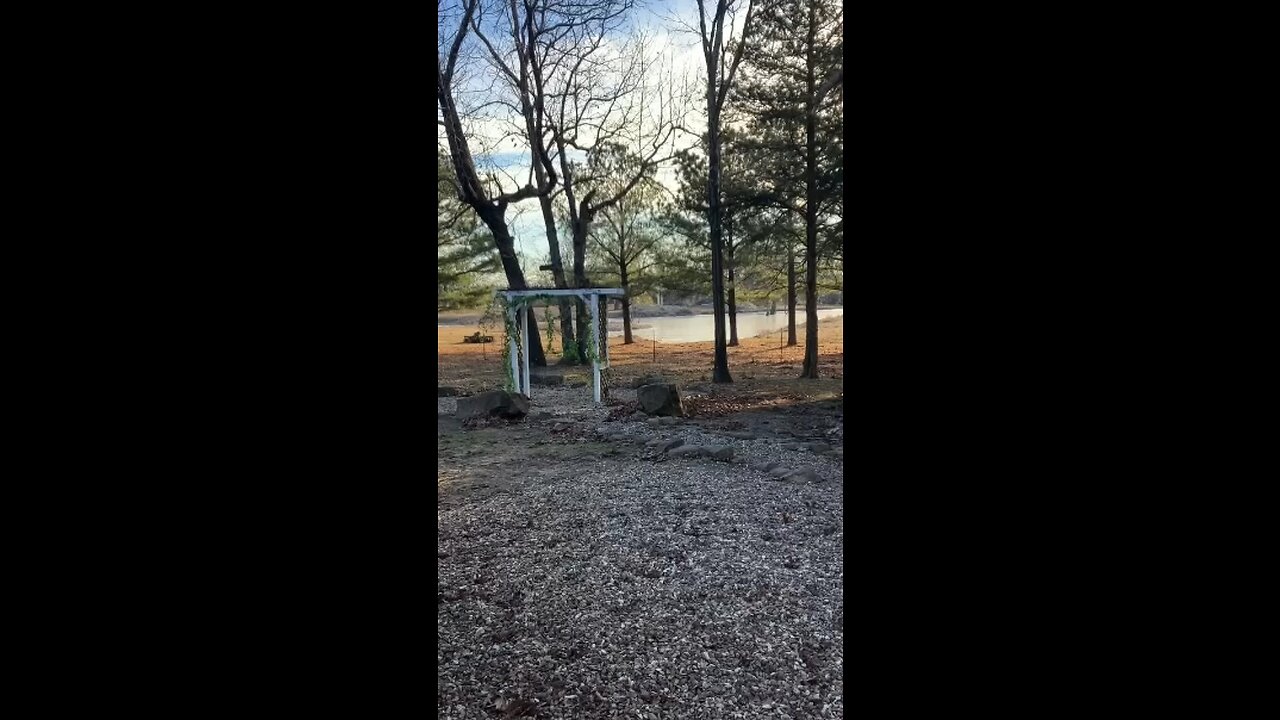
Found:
<box><xmin>735</xmin><ymin>0</ymin><xmax>842</xmax><ymax>377</ymax></box>
<box><xmin>438</xmin><ymin>150</ymin><xmax>499</xmax><ymax>310</ymax></box>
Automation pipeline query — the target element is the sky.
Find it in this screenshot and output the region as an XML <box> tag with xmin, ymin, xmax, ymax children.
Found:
<box><xmin>439</xmin><ymin>0</ymin><xmax>758</xmax><ymax>266</ymax></box>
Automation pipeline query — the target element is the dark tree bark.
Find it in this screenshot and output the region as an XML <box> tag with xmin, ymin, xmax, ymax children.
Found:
<box><xmin>572</xmin><ymin>219</ymin><xmax>591</xmax><ymax>362</ymax></box>
<box><xmin>477</xmin><ymin>205</ymin><xmax>547</xmax><ymax>366</ymax></box>
<box><xmin>620</xmin><ymin>263</ymin><xmax>634</xmax><ymax>344</ymax></box>
<box><xmin>538</xmin><ymin>196</ymin><xmax>577</xmax><ymax>359</ymax></box>
<box><xmin>696</xmin><ymin>0</ymin><xmax>754</xmax><ymax>384</ymax></box>
<box><xmin>438</xmin><ymin>12</ymin><xmax>550</xmax><ymax>366</ymax></box>
<box><xmin>707</xmin><ymin>97</ymin><xmax>732</xmax><ymax>382</ymax></box>
<box><xmin>787</xmin><ymin>244</ymin><xmax>797</xmax><ymax>346</ymax></box>
<box><xmin>800</xmin><ymin>1</ymin><xmax>819</xmax><ymax>379</ymax></box>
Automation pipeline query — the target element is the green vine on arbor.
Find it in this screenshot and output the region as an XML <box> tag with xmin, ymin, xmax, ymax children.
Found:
<box><xmin>483</xmin><ymin>295</ymin><xmax>520</xmax><ymax>391</ymax></box>
<box><xmin>543</xmin><ymin>304</ymin><xmax>556</xmax><ymax>354</ymax></box>
<box><xmin>482</xmin><ymin>291</ymin><xmax>618</xmax><ymax>399</ymax></box>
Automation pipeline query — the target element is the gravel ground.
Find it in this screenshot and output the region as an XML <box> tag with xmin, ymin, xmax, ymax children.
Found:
<box><xmin>438</xmin><ymin>388</ymin><xmax>844</xmax><ymax>719</ymax></box>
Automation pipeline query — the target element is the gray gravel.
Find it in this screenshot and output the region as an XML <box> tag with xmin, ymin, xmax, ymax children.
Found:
<box><xmin>439</xmin><ymin>388</ymin><xmax>844</xmax><ymax>719</ymax></box>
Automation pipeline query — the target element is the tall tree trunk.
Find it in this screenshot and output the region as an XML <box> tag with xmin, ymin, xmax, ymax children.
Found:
<box><xmin>572</xmin><ymin>220</ymin><xmax>590</xmax><ymax>364</ymax></box>
<box><xmin>787</xmin><ymin>244</ymin><xmax>798</xmax><ymax>346</ymax></box>
<box><xmin>537</xmin><ymin>195</ymin><xmax>577</xmax><ymax>359</ymax></box>
<box><xmin>438</xmin><ymin>65</ymin><xmax>545</xmax><ymax>367</ymax></box>
<box><xmin>480</xmin><ymin>205</ymin><xmax>547</xmax><ymax>368</ymax></box>
<box><xmin>727</xmin><ymin>227</ymin><xmax>739</xmax><ymax>347</ymax></box>
<box><xmin>620</xmin><ymin>264</ymin><xmax>634</xmax><ymax>344</ymax></box>
<box><xmin>800</xmin><ymin>3</ymin><xmax>819</xmax><ymax>379</ymax></box>
<box><xmin>517</xmin><ymin>36</ymin><xmax>576</xmax><ymax>361</ymax></box>
<box><xmin>707</xmin><ymin>97</ymin><xmax>732</xmax><ymax>383</ymax></box>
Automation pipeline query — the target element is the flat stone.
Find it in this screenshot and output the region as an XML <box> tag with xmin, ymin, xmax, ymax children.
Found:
<box><xmin>769</xmin><ymin>466</ymin><xmax>795</xmax><ymax>479</ymax></box>
<box><xmin>764</xmin><ymin>460</ymin><xmax>786</xmax><ymax>471</ymax></box>
<box><xmin>785</xmin><ymin>467</ymin><xmax>822</xmax><ymax>483</ymax></box>
<box><xmin>647</xmin><ymin>437</ymin><xmax>685</xmax><ymax>452</ymax></box>
<box><xmin>438</xmin><ymin>386</ymin><xmax>460</xmax><ymax>397</ymax></box>
<box><xmin>708</xmin><ymin>445</ymin><xmax>734</xmax><ymax>461</ymax></box>
<box><xmin>805</xmin><ymin>442</ymin><xmax>831</xmax><ymax>453</ymax></box>
<box><xmin>782</xmin><ymin>442</ymin><xmax>805</xmax><ymax>450</ymax></box>
<box><xmin>726</xmin><ymin>431</ymin><xmax>758</xmax><ymax>440</ymax></box>
<box><xmin>456</xmin><ymin>390</ymin><xmax>530</xmax><ymax>420</ymax></box>
<box><xmin>657</xmin><ymin>416</ymin><xmax>681</xmax><ymax>426</ymax></box>
<box><xmin>667</xmin><ymin>445</ymin><xmax>707</xmax><ymax>458</ymax></box>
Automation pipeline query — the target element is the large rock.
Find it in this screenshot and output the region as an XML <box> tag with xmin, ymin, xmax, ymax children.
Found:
<box><xmin>638</xmin><ymin>384</ymin><xmax>685</xmax><ymax>417</ymax></box>
<box><xmin>786</xmin><ymin>467</ymin><xmax>822</xmax><ymax>483</ymax></box>
<box><xmin>455</xmin><ymin>390</ymin><xmax>531</xmax><ymax>420</ymax></box>
<box><xmin>631</xmin><ymin>374</ymin><xmax>669</xmax><ymax>389</ymax></box>
<box><xmin>646</xmin><ymin>437</ymin><xmax>685</xmax><ymax>452</ymax></box>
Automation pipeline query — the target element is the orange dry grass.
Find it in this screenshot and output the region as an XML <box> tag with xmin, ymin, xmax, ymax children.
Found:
<box><xmin>437</xmin><ymin>316</ymin><xmax>844</xmax><ymax>403</ymax></box>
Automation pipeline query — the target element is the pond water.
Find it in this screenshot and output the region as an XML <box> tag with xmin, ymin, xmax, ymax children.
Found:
<box><xmin>611</xmin><ymin>308</ymin><xmax>843</xmax><ymax>343</ymax></box>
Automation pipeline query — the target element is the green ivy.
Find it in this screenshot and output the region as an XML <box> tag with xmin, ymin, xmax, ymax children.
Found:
<box><xmin>486</xmin><ymin>291</ymin><xmax>618</xmax><ymax>398</ymax></box>
<box><xmin>543</xmin><ymin>304</ymin><xmax>556</xmax><ymax>353</ymax></box>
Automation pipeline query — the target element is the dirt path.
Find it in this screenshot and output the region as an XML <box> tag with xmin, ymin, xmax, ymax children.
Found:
<box><xmin>438</xmin><ymin>389</ymin><xmax>844</xmax><ymax>719</ymax></box>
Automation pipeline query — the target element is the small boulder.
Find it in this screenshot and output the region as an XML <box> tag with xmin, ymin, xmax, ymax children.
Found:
<box><xmin>647</xmin><ymin>437</ymin><xmax>685</xmax><ymax>452</ymax></box>
<box><xmin>438</xmin><ymin>386</ymin><xmax>460</xmax><ymax>397</ymax></box>
<box><xmin>638</xmin><ymin>383</ymin><xmax>686</xmax><ymax>417</ymax></box>
<box><xmin>667</xmin><ymin>445</ymin><xmax>706</xmax><ymax>458</ymax></box>
<box><xmin>455</xmin><ymin>390</ymin><xmax>531</xmax><ymax>420</ymax></box>
<box><xmin>708</xmin><ymin>445</ymin><xmax>734</xmax><ymax>461</ymax></box>
<box><xmin>658</xmin><ymin>416</ymin><xmax>681</xmax><ymax>426</ymax></box>
<box><xmin>805</xmin><ymin>442</ymin><xmax>832</xmax><ymax>453</ymax></box>
<box><xmin>769</xmin><ymin>466</ymin><xmax>794</xmax><ymax>479</ymax></box>
<box><xmin>786</xmin><ymin>467</ymin><xmax>822</xmax><ymax>483</ymax></box>
<box><xmin>631</xmin><ymin>374</ymin><xmax>669</xmax><ymax>389</ymax></box>
<box><xmin>764</xmin><ymin>460</ymin><xmax>786</xmax><ymax>471</ymax></box>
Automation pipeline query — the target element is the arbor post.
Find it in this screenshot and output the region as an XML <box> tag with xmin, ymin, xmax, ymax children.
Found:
<box><xmin>507</xmin><ymin>305</ymin><xmax>519</xmax><ymax>392</ymax></box>
<box><xmin>589</xmin><ymin>292</ymin><xmax>601</xmax><ymax>404</ymax></box>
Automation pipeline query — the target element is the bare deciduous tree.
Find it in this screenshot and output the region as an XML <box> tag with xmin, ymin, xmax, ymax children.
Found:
<box><xmin>438</xmin><ymin>0</ymin><xmax>560</xmax><ymax>366</ymax></box>
<box><xmin>544</xmin><ymin>25</ymin><xmax>691</xmax><ymax>362</ymax></box>
<box><xmin>693</xmin><ymin>0</ymin><xmax>757</xmax><ymax>383</ymax></box>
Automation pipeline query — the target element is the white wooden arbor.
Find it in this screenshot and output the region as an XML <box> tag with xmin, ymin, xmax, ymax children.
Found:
<box><xmin>497</xmin><ymin>288</ymin><xmax>626</xmax><ymax>404</ymax></box>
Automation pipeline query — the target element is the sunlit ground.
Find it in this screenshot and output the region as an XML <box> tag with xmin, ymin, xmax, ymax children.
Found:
<box><xmin>437</xmin><ymin>315</ymin><xmax>844</xmax><ymax>407</ymax></box>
